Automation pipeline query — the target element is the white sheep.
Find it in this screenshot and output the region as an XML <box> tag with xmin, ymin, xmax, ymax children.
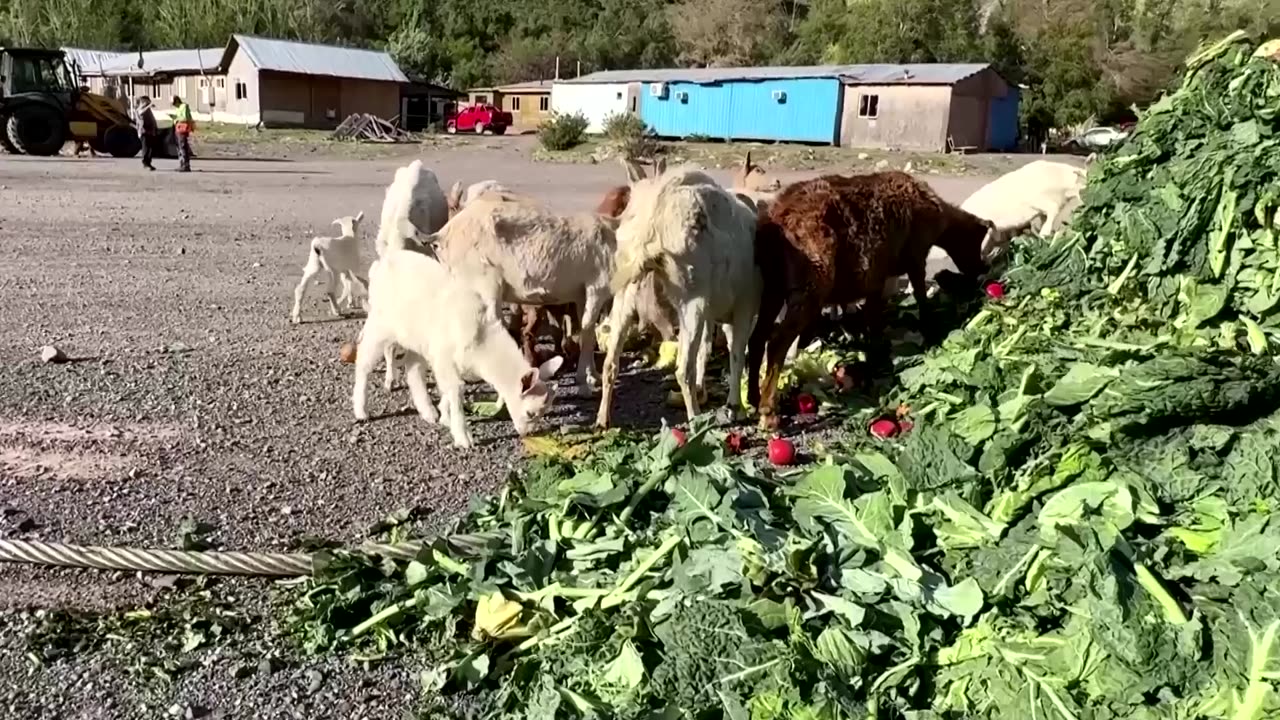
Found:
<box><xmin>290</xmin><ymin>212</ymin><xmax>367</xmax><ymax>324</ymax></box>
<box><xmin>352</xmin><ymin>248</ymin><xmax>564</xmax><ymax>448</ymax></box>
<box><xmin>596</xmin><ymin>164</ymin><xmax>761</xmax><ymax>427</ymax></box>
<box><xmin>961</xmin><ymin>159</ymin><xmax>1088</xmax><ymax>259</ymax></box>
<box><xmin>422</xmin><ymin>183</ymin><xmax>621</xmax><ymax>397</ymax></box>
<box><xmin>375</xmin><ymin>158</ymin><xmax>449</xmax><ymax>258</ymax></box>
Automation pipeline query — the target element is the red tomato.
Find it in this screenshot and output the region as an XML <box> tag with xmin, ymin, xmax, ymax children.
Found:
<box><xmin>985</xmin><ymin>282</ymin><xmax>1006</xmax><ymax>300</ymax></box>
<box><xmin>671</xmin><ymin>428</ymin><xmax>687</xmax><ymax>447</ymax></box>
<box><xmin>767</xmin><ymin>436</ymin><xmax>796</xmax><ymax>466</ymax></box>
<box><xmin>869</xmin><ymin>418</ymin><xmax>900</xmax><ymax>439</ymax></box>
<box><xmin>726</xmin><ymin>431</ymin><xmax>745</xmax><ymax>454</ymax></box>
<box><xmin>796</xmin><ymin>393</ymin><xmax>818</xmax><ymax>415</ymax></box>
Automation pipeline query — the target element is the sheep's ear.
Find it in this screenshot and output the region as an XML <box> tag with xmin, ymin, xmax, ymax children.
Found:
<box><xmin>355</xmin><ymin>210</ymin><xmax>364</xmax><ymax>223</ymax></box>
<box><xmin>622</xmin><ymin>157</ymin><xmax>646</xmax><ymax>184</ymax></box>
<box><xmin>447</xmin><ymin>180</ymin><xmax>464</xmax><ymax>210</ymax></box>
<box><xmin>743</xmin><ymin>150</ymin><xmax>753</xmax><ymax>172</ymax></box>
<box><xmin>536</xmin><ymin>355</ymin><xmax>564</xmax><ymax>381</ymax></box>
<box><xmin>519</xmin><ymin>367</ymin><xmax>540</xmax><ymax>394</ymax></box>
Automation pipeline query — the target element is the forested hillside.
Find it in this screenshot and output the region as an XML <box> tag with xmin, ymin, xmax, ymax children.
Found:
<box><xmin>2</xmin><ymin>0</ymin><xmax>1277</xmax><ymax>130</ymax></box>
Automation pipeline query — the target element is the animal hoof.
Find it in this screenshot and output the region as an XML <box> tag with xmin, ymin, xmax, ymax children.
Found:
<box><xmin>716</xmin><ymin>406</ymin><xmax>741</xmax><ymax>424</ymax></box>
<box><xmin>290</xmin><ymin>315</ymin><xmax>301</xmax><ymax>325</ymax></box>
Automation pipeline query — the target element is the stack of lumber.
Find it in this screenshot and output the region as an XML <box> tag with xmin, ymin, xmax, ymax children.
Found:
<box><xmin>333</xmin><ymin>114</ymin><xmax>412</xmax><ymax>142</ymax></box>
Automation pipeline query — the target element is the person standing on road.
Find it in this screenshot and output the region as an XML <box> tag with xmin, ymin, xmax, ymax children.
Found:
<box><xmin>137</xmin><ymin>96</ymin><xmax>157</xmax><ymax>171</ymax></box>
<box><xmin>171</xmin><ymin>95</ymin><xmax>194</xmax><ymax>172</ymax></box>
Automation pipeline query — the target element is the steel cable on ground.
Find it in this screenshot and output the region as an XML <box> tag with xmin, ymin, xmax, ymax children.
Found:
<box><xmin>0</xmin><ymin>538</ymin><xmax>426</xmax><ymax>576</ymax></box>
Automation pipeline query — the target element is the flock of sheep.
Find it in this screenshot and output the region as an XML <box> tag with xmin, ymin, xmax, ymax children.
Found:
<box><xmin>290</xmin><ymin>152</ymin><xmax>1089</xmax><ymax>447</ymax></box>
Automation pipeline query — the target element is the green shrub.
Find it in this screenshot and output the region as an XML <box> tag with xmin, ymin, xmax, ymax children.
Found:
<box><xmin>538</xmin><ymin>112</ymin><xmax>589</xmax><ymax>151</ymax></box>
<box><xmin>602</xmin><ymin>112</ymin><xmax>660</xmax><ymax>160</ymax></box>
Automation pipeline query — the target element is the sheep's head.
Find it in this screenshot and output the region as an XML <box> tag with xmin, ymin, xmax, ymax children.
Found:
<box><xmin>333</xmin><ymin>210</ymin><xmax>364</xmax><ymax>238</ymax></box>
<box><xmin>510</xmin><ymin>355</ymin><xmax>565</xmax><ymax>434</ymax></box>
<box><xmin>734</xmin><ymin>151</ymin><xmax>781</xmax><ymax>192</ymax></box>
<box><xmin>938</xmin><ymin>211</ymin><xmax>993</xmax><ymax>279</ymax></box>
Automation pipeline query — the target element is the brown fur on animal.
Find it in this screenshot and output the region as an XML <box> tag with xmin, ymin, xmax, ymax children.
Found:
<box><xmin>746</xmin><ymin>171</ymin><xmax>991</xmax><ymax>428</ymax></box>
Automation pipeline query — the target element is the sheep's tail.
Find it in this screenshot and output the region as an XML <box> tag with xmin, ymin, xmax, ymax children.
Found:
<box><xmin>376</xmin><ymin>159</ymin><xmax>424</xmax><ymax>256</ymax></box>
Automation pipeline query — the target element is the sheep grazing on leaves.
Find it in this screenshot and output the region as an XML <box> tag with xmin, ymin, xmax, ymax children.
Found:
<box><xmin>352</xmin><ymin>248</ymin><xmax>563</xmax><ymax>449</ymax></box>
<box><xmin>747</xmin><ymin>171</ymin><xmax>992</xmax><ymax>429</ymax></box>
<box><xmin>290</xmin><ymin>211</ymin><xmax>368</xmax><ymax>324</ymax></box>
<box><xmin>596</xmin><ymin>163</ymin><xmax>762</xmax><ymax>428</ymax></box>
<box><xmin>422</xmin><ymin>179</ymin><xmax>621</xmax><ymax>396</ymax></box>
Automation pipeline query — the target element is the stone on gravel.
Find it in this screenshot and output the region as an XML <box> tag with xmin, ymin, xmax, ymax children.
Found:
<box><xmin>40</xmin><ymin>345</ymin><xmax>66</xmax><ymax>364</ymax></box>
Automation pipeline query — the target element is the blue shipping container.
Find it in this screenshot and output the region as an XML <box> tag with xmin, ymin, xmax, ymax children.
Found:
<box><xmin>986</xmin><ymin>87</ymin><xmax>1020</xmax><ymax>151</ymax></box>
<box><xmin>639</xmin><ymin>78</ymin><xmax>840</xmax><ymax>144</ymax></box>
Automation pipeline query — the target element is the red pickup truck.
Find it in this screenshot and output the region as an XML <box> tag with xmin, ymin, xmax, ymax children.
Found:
<box><xmin>445</xmin><ymin>104</ymin><xmax>512</xmax><ymax>135</ymax></box>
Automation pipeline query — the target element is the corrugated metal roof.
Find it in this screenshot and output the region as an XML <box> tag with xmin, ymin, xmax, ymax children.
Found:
<box><xmin>95</xmin><ymin>47</ymin><xmax>222</xmax><ymax>77</ymax></box>
<box><xmin>62</xmin><ymin>47</ymin><xmax>131</xmax><ymax>75</ymax></box>
<box><xmin>558</xmin><ymin>63</ymin><xmax>992</xmax><ymax>86</ymax></box>
<box><xmin>226</xmin><ymin>34</ymin><xmax>408</xmax><ymax>83</ymax></box>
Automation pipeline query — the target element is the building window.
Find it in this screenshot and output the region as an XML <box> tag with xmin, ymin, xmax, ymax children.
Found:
<box><xmin>199</xmin><ymin>77</ymin><xmax>209</xmax><ymax>87</ymax></box>
<box><xmin>475</xmin><ymin>94</ymin><xmax>489</xmax><ymax>104</ymax></box>
<box><xmin>539</xmin><ymin>96</ymin><xmax>549</xmax><ymax>112</ymax></box>
<box><xmin>858</xmin><ymin>93</ymin><xmax>879</xmax><ymax>119</ymax></box>
<box><xmin>616</xmin><ymin>91</ymin><xmax>623</xmax><ymax>100</ymax></box>
<box><xmin>630</xmin><ymin>96</ymin><xmax>638</xmax><ymax>113</ymax></box>
<box><xmin>216</xmin><ymin>77</ymin><xmax>225</xmax><ymax>88</ymax></box>
<box><xmin>234</xmin><ymin>80</ymin><xmax>247</xmax><ymax>100</ymax></box>
<box><xmin>511</xmin><ymin>96</ymin><xmax>521</xmax><ymax>111</ymax></box>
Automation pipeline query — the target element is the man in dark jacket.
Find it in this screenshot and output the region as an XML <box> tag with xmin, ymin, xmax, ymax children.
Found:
<box><xmin>136</xmin><ymin>96</ymin><xmax>157</xmax><ymax>171</ymax></box>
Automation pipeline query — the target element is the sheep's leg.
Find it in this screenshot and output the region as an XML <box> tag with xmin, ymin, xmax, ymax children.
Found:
<box><xmin>861</xmin><ymin>292</ymin><xmax>892</xmax><ymax>376</ymax></box>
<box><xmin>434</xmin><ymin>363</ymin><xmax>473</xmax><ymax>448</ymax></box>
<box><xmin>746</xmin><ymin>289</ymin><xmax>785</xmax><ymax>409</ymax></box>
<box><xmin>757</xmin><ymin>297</ymin><xmax>810</xmax><ymax>430</ymax></box>
<box><xmin>694</xmin><ymin>323</ymin><xmax>712</xmax><ymax>406</ymax></box>
<box><xmin>383</xmin><ymin>345</ymin><xmax>398</xmax><ymax>391</ymax></box>
<box><xmin>352</xmin><ymin>325</ymin><xmax>388</xmax><ymax>421</ymax></box>
<box><xmin>576</xmin><ymin>290</ymin><xmax>607</xmax><ymax>396</ymax></box>
<box><xmin>1038</xmin><ymin>204</ymin><xmax>1061</xmax><ymax>238</ymax></box>
<box><xmin>404</xmin><ymin>353</ymin><xmax>440</xmax><ymax>424</ymax></box>
<box><xmin>595</xmin><ymin>284</ymin><xmax>638</xmax><ymax>429</ymax></box>
<box><xmin>290</xmin><ymin>253</ymin><xmax>325</xmax><ymax>324</ymax></box>
<box><xmin>676</xmin><ymin>299</ymin><xmax>708</xmax><ymax>422</ymax></box>
<box><xmin>905</xmin><ymin>262</ymin><xmax>935</xmax><ymax>344</ymax></box>
<box><xmin>317</xmin><ymin>268</ymin><xmax>343</xmax><ymax>318</ymax></box>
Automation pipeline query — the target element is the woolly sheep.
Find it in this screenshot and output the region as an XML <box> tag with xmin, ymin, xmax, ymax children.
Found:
<box><xmin>352</xmin><ymin>248</ymin><xmax>564</xmax><ymax>448</ymax></box>
<box><xmin>423</xmin><ymin>187</ymin><xmax>620</xmax><ymax>396</ymax></box>
<box><xmin>747</xmin><ymin>172</ymin><xmax>992</xmax><ymax>428</ymax></box>
<box><xmin>290</xmin><ymin>212</ymin><xmax>367</xmax><ymax>324</ymax></box>
<box><xmin>596</xmin><ymin>164</ymin><xmax>762</xmax><ymax>427</ymax></box>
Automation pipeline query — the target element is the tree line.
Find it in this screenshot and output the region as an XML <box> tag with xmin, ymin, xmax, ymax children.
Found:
<box><xmin>2</xmin><ymin>0</ymin><xmax>1277</xmax><ymax>133</ymax></box>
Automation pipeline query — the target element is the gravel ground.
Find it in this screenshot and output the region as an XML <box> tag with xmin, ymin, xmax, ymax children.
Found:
<box><xmin>0</xmin><ymin>141</ymin><xmax>1029</xmax><ymax>719</ymax></box>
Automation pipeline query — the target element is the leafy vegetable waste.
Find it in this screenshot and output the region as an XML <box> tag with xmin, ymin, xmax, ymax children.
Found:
<box><xmin>279</xmin><ymin>33</ymin><xmax>1280</xmax><ymax>719</ymax></box>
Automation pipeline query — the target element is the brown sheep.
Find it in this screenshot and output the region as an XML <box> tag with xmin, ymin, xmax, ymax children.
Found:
<box><xmin>746</xmin><ymin>171</ymin><xmax>992</xmax><ymax>428</ymax></box>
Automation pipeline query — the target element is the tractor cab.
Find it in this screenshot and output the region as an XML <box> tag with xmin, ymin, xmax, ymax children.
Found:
<box><xmin>1</xmin><ymin>48</ymin><xmax>78</xmax><ymax>98</ymax></box>
<box><xmin>0</xmin><ymin>47</ymin><xmax>141</xmax><ymax>157</ymax></box>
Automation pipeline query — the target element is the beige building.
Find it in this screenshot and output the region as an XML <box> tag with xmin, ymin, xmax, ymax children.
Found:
<box><xmin>466</xmin><ymin>80</ymin><xmax>554</xmax><ymax>131</ymax></box>
<box><xmin>215</xmin><ymin>35</ymin><xmax>408</xmax><ymax>128</ymax></box>
<box><xmin>69</xmin><ymin>36</ymin><xmax>409</xmax><ymax>129</ymax></box>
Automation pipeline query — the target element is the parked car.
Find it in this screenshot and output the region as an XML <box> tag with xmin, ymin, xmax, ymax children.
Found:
<box><xmin>445</xmin><ymin>104</ymin><xmax>512</xmax><ymax>135</ymax></box>
<box><xmin>1063</xmin><ymin>125</ymin><xmax>1130</xmax><ymax>154</ymax></box>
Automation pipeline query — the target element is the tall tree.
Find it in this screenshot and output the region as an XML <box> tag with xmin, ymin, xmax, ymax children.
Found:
<box><xmin>668</xmin><ymin>0</ymin><xmax>789</xmax><ymax>67</ymax></box>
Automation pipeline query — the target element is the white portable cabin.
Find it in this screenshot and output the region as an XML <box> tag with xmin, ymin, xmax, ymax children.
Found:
<box><xmin>549</xmin><ymin>81</ymin><xmax>639</xmax><ymax>134</ymax></box>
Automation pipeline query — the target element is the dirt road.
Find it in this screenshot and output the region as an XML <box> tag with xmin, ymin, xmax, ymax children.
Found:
<box><xmin>0</xmin><ymin>145</ymin><xmax>1031</xmax><ymax>719</ymax></box>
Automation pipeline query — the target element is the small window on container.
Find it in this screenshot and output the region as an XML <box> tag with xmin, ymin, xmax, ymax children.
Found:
<box><xmin>858</xmin><ymin>94</ymin><xmax>879</xmax><ymax>119</ymax></box>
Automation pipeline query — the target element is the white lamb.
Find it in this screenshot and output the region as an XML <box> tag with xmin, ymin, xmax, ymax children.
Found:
<box><xmin>352</xmin><ymin>248</ymin><xmax>564</xmax><ymax>448</ymax></box>
<box><xmin>290</xmin><ymin>212</ymin><xmax>367</xmax><ymax>324</ymax></box>
<box><xmin>596</xmin><ymin>164</ymin><xmax>761</xmax><ymax>427</ymax></box>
